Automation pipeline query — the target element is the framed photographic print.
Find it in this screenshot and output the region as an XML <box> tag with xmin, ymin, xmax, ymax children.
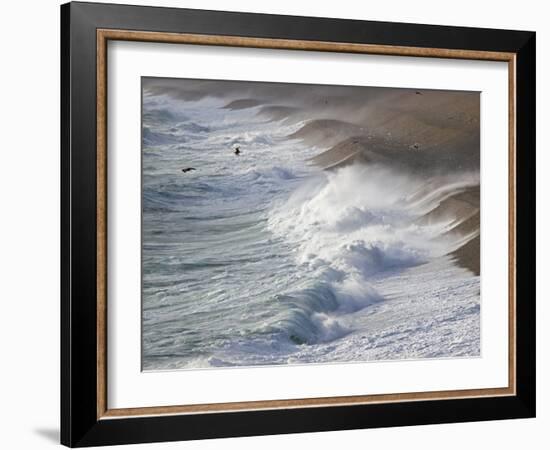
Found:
<box><xmin>60</xmin><ymin>1</ymin><xmax>536</xmax><ymax>447</ymax></box>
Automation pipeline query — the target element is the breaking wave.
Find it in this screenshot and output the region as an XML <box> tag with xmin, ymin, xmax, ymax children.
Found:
<box><xmin>261</xmin><ymin>163</ymin><xmax>474</xmax><ymax>346</ymax></box>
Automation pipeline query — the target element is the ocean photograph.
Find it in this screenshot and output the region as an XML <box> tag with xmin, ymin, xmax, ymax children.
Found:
<box><xmin>141</xmin><ymin>77</ymin><xmax>481</xmax><ymax>371</ymax></box>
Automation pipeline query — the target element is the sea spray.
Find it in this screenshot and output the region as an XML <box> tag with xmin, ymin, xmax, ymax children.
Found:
<box><xmin>257</xmin><ymin>163</ymin><xmax>474</xmax><ymax>350</ymax></box>
<box><xmin>267</xmin><ymin>164</ymin><xmax>458</xmax><ymax>274</ymax></box>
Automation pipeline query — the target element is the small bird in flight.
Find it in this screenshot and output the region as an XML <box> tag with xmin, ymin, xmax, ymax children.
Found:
<box><xmin>181</xmin><ymin>167</ymin><xmax>196</xmax><ymax>173</ymax></box>
<box><xmin>234</xmin><ymin>146</ymin><xmax>241</xmax><ymax>156</ymax></box>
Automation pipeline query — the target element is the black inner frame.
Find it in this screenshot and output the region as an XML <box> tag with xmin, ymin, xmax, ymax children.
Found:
<box><xmin>61</xmin><ymin>2</ymin><xmax>536</xmax><ymax>447</ymax></box>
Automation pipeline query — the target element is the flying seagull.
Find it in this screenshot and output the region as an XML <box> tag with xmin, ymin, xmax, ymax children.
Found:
<box><xmin>181</xmin><ymin>167</ymin><xmax>196</xmax><ymax>173</ymax></box>
<box><xmin>234</xmin><ymin>146</ymin><xmax>241</xmax><ymax>156</ymax></box>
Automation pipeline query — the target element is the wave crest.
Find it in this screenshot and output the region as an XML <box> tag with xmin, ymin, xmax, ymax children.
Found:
<box><xmin>263</xmin><ymin>163</ymin><xmax>473</xmax><ymax>346</ymax></box>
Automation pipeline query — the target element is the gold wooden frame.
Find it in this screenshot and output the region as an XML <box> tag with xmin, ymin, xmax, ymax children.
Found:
<box><xmin>96</xmin><ymin>29</ymin><xmax>517</xmax><ymax>420</ymax></box>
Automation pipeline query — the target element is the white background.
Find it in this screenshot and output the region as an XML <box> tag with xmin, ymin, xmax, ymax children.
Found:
<box><xmin>0</xmin><ymin>0</ymin><xmax>546</xmax><ymax>449</ymax></box>
<box><xmin>109</xmin><ymin>42</ymin><xmax>509</xmax><ymax>409</ymax></box>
